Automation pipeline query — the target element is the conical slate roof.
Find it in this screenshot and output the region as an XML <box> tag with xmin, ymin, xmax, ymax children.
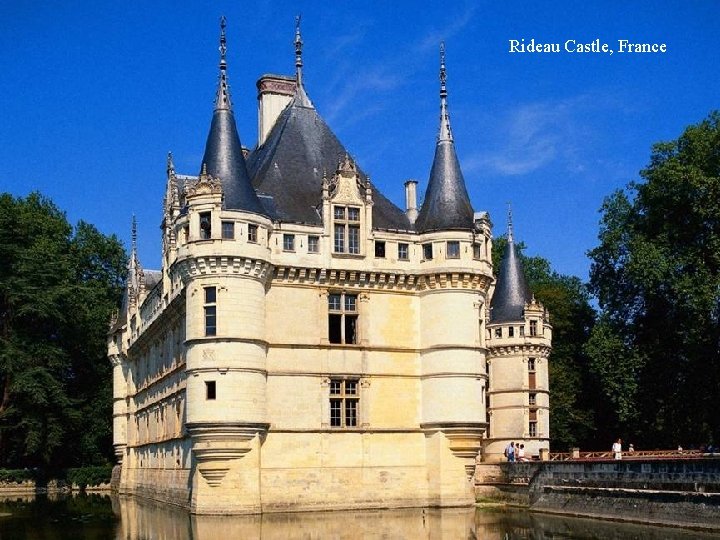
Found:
<box><xmin>246</xmin><ymin>21</ymin><xmax>410</xmax><ymax>230</ymax></box>
<box><xmin>414</xmin><ymin>44</ymin><xmax>474</xmax><ymax>233</ymax></box>
<box><xmin>201</xmin><ymin>17</ymin><xmax>266</xmax><ymax>215</ymax></box>
<box><xmin>490</xmin><ymin>227</ymin><xmax>532</xmax><ymax>323</ymax></box>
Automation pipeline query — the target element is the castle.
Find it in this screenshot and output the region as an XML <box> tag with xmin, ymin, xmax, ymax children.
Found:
<box><xmin>108</xmin><ymin>18</ymin><xmax>551</xmax><ymax>514</ymax></box>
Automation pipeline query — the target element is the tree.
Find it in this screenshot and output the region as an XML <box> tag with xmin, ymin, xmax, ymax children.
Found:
<box><xmin>587</xmin><ymin>112</ymin><xmax>720</xmax><ymax>448</ymax></box>
<box><xmin>492</xmin><ymin>237</ymin><xmax>597</xmax><ymax>450</ymax></box>
<box><xmin>0</xmin><ymin>193</ymin><xmax>126</xmax><ymax>467</ymax></box>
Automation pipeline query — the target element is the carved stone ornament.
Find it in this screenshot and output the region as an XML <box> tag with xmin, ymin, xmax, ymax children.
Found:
<box><xmin>185</xmin><ymin>164</ymin><xmax>223</xmax><ymax>200</ymax></box>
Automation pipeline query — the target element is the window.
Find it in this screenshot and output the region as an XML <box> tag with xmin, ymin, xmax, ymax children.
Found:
<box><xmin>375</xmin><ymin>241</ymin><xmax>386</xmax><ymax>258</ymax></box>
<box><xmin>248</xmin><ymin>224</ymin><xmax>258</xmax><ymax>243</ymax></box>
<box><xmin>283</xmin><ymin>234</ymin><xmax>295</xmax><ymax>252</ymax></box>
<box><xmin>329</xmin><ymin>379</ymin><xmax>359</xmax><ymax>427</ymax></box>
<box><xmin>473</xmin><ymin>243</ymin><xmax>482</xmax><ymax>259</ymax></box>
<box><xmin>398</xmin><ymin>243</ymin><xmax>409</xmax><ymax>260</ymax></box>
<box><xmin>529</xmin><ymin>421</ymin><xmax>537</xmax><ymax>437</ymax></box>
<box><xmin>204</xmin><ymin>286</ymin><xmax>216</xmax><ymax>336</ymax></box>
<box><xmin>205</xmin><ymin>381</ymin><xmax>216</xmax><ymax>400</ymax></box>
<box><xmin>494</xmin><ymin>328</ymin><xmax>502</xmax><ymax>338</ymax></box>
<box><xmin>528</xmin><ymin>358</ymin><xmax>536</xmax><ymax>372</ymax></box>
<box><xmin>519</xmin><ymin>326</ymin><xmax>525</xmax><ymax>337</ymax></box>
<box><xmin>530</xmin><ymin>320</ymin><xmax>538</xmax><ymax>336</ymax></box>
<box><xmin>422</xmin><ymin>243</ymin><xmax>433</xmax><ymax>260</ymax></box>
<box><xmin>334</xmin><ymin>205</ymin><xmax>360</xmax><ymax>254</ymax></box>
<box><xmin>328</xmin><ymin>292</ymin><xmax>358</xmax><ymax>344</ymax></box>
<box><xmin>221</xmin><ymin>221</ymin><xmax>234</xmax><ymax>239</ymax></box>
<box><xmin>308</xmin><ymin>235</ymin><xmax>319</xmax><ymax>253</ymax></box>
<box><xmin>508</xmin><ymin>326</ymin><xmax>514</xmax><ymax>338</ymax></box>
<box><xmin>446</xmin><ymin>241</ymin><xmax>460</xmax><ymax>259</ymax></box>
<box><xmin>199</xmin><ymin>212</ymin><xmax>212</xmax><ymax>239</ymax></box>
<box><xmin>529</xmin><ymin>392</ymin><xmax>537</xmax><ymax>405</ymax></box>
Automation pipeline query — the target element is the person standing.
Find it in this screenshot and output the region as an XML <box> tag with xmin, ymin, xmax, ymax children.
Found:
<box><xmin>518</xmin><ymin>443</ymin><xmax>527</xmax><ymax>461</ymax></box>
<box><xmin>612</xmin><ymin>438</ymin><xmax>622</xmax><ymax>460</ymax></box>
<box><xmin>504</xmin><ymin>441</ymin><xmax>516</xmax><ymax>462</ymax></box>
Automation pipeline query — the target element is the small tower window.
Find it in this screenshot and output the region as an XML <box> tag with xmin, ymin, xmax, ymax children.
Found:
<box><xmin>308</xmin><ymin>235</ymin><xmax>319</xmax><ymax>253</ymax></box>
<box><xmin>528</xmin><ymin>358</ymin><xmax>536</xmax><ymax>372</ymax></box>
<box><xmin>398</xmin><ymin>243</ymin><xmax>409</xmax><ymax>260</ymax></box>
<box><xmin>472</xmin><ymin>243</ymin><xmax>482</xmax><ymax>259</ymax></box>
<box><xmin>221</xmin><ymin>221</ymin><xmax>235</xmax><ymax>239</ymax></box>
<box><xmin>530</xmin><ymin>320</ymin><xmax>538</xmax><ymax>336</ymax></box>
<box><xmin>495</xmin><ymin>328</ymin><xmax>502</xmax><ymax>338</ymax></box>
<box><xmin>205</xmin><ymin>381</ymin><xmax>216</xmax><ymax>400</ymax></box>
<box><xmin>248</xmin><ymin>224</ymin><xmax>258</xmax><ymax>243</ymax></box>
<box><xmin>375</xmin><ymin>241</ymin><xmax>386</xmax><ymax>258</ymax></box>
<box><xmin>283</xmin><ymin>234</ymin><xmax>295</xmax><ymax>252</ymax></box>
<box><xmin>422</xmin><ymin>243</ymin><xmax>433</xmax><ymax>260</ymax></box>
<box><xmin>204</xmin><ymin>286</ymin><xmax>217</xmax><ymax>336</ymax></box>
<box><xmin>199</xmin><ymin>212</ymin><xmax>212</xmax><ymax>239</ymax></box>
<box><xmin>529</xmin><ymin>421</ymin><xmax>537</xmax><ymax>437</ymax></box>
<box><xmin>508</xmin><ymin>326</ymin><xmax>514</xmax><ymax>338</ymax></box>
<box><xmin>446</xmin><ymin>241</ymin><xmax>460</xmax><ymax>259</ymax></box>
<box><xmin>529</xmin><ymin>392</ymin><xmax>537</xmax><ymax>405</ymax></box>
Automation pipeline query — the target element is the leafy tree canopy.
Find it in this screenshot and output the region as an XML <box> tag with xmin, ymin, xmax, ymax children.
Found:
<box><xmin>0</xmin><ymin>192</ymin><xmax>126</xmax><ymax>467</ymax></box>
<box><xmin>587</xmin><ymin>111</ymin><xmax>720</xmax><ymax>448</ymax></box>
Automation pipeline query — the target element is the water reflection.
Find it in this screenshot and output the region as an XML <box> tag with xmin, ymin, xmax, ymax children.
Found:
<box><xmin>1</xmin><ymin>494</ymin><xmax>718</xmax><ymax>539</ymax></box>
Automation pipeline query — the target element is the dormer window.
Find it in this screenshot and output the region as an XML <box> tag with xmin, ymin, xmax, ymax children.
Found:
<box><xmin>334</xmin><ymin>205</ymin><xmax>360</xmax><ymax>254</ymax></box>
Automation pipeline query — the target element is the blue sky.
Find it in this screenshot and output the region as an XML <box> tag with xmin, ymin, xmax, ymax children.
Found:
<box><xmin>1</xmin><ymin>1</ymin><xmax>717</xmax><ymax>280</ymax></box>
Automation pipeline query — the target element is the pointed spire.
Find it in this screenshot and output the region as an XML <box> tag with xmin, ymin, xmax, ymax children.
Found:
<box><xmin>291</xmin><ymin>15</ymin><xmax>313</xmax><ymax>108</ymax></box>
<box><xmin>414</xmin><ymin>42</ymin><xmax>473</xmax><ymax>232</ymax></box>
<box><xmin>131</xmin><ymin>214</ymin><xmax>137</xmax><ymax>256</ymax></box>
<box><xmin>438</xmin><ymin>42</ymin><xmax>453</xmax><ymax>142</ymax></box>
<box><xmin>490</xmin><ymin>218</ymin><xmax>533</xmax><ymax>323</ymax></box>
<box><xmin>295</xmin><ymin>15</ymin><xmax>303</xmax><ymax>87</ymax></box>
<box><xmin>507</xmin><ymin>202</ymin><xmax>514</xmax><ymax>243</ymax></box>
<box><xmin>200</xmin><ymin>17</ymin><xmax>266</xmax><ymax>214</ymax></box>
<box><xmin>167</xmin><ymin>151</ymin><xmax>175</xmax><ymax>177</ymax></box>
<box><xmin>214</xmin><ymin>15</ymin><xmax>232</xmax><ymax>111</ymax></box>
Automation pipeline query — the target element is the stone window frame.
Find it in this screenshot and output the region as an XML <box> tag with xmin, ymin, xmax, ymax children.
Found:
<box><xmin>398</xmin><ymin>242</ymin><xmax>409</xmax><ymax>261</ymax></box>
<box><xmin>327</xmin><ymin>291</ymin><xmax>359</xmax><ymax>345</ymax></box>
<box><xmin>221</xmin><ymin>221</ymin><xmax>235</xmax><ymax>239</ymax></box>
<box><xmin>247</xmin><ymin>224</ymin><xmax>258</xmax><ymax>243</ymax></box>
<box><xmin>329</xmin><ymin>378</ymin><xmax>360</xmax><ymax>428</ymax></box>
<box><xmin>374</xmin><ymin>240</ymin><xmax>386</xmax><ymax>258</ymax></box>
<box><xmin>422</xmin><ymin>243</ymin><xmax>433</xmax><ymax>260</ymax></box>
<box><xmin>199</xmin><ymin>211</ymin><xmax>212</xmax><ymax>240</ymax></box>
<box><xmin>308</xmin><ymin>235</ymin><xmax>320</xmax><ymax>253</ymax></box>
<box><xmin>283</xmin><ymin>233</ymin><xmax>295</xmax><ymax>252</ymax></box>
<box><xmin>333</xmin><ymin>205</ymin><xmax>361</xmax><ymax>254</ymax></box>
<box><xmin>204</xmin><ymin>286</ymin><xmax>217</xmax><ymax>336</ymax></box>
<box><xmin>446</xmin><ymin>240</ymin><xmax>460</xmax><ymax>259</ymax></box>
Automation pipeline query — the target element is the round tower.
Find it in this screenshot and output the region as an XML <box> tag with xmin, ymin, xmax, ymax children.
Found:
<box><xmin>484</xmin><ymin>214</ymin><xmax>552</xmax><ymax>461</ymax></box>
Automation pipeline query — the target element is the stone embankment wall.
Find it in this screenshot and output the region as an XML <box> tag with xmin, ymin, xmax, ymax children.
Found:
<box><xmin>476</xmin><ymin>458</ymin><xmax>720</xmax><ymax>530</ymax></box>
<box><xmin>0</xmin><ymin>480</ymin><xmax>111</xmax><ymax>495</ymax></box>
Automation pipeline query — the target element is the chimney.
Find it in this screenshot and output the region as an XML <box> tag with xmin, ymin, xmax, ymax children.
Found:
<box><xmin>404</xmin><ymin>179</ymin><xmax>419</xmax><ymax>224</ymax></box>
<box><xmin>256</xmin><ymin>74</ymin><xmax>296</xmax><ymax>146</ymax></box>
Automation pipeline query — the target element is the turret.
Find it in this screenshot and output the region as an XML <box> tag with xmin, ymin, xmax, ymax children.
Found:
<box><xmin>200</xmin><ymin>16</ymin><xmax>266</xmax><ymax>215</ymax></box>
<box><xmin>485</xmin><ymin>209</ymin><xmax>551</xmax><ymax>461</ymax></box>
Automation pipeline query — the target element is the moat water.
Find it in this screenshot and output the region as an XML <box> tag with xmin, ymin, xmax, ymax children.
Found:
<box><xmin>0</xmin><ymin>493</ymin><xmax>718</xmax><ymax>539</ymax></box>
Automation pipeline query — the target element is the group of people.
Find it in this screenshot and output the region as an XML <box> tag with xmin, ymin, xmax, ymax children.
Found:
<box><xmin>503</xmin><ymin>441</ymin><xmax>529</xmax><ymax>462</ymax></box>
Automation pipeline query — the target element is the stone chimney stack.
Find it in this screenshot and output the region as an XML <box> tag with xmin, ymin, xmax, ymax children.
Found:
<box><xmin>256</xmin><ymin>74</ymin><xmax>296</xmax><ymax>146</ymax></box>
<box><xmin>404</xmin><ymin>179</ymin><xmax>419</xmax><ymax>224</ymax></box>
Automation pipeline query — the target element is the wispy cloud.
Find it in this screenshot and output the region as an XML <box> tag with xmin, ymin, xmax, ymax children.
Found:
<box><xmin>416</xmin><ymin>5</ymin><xmax>477</xmax><ymax>52</ymax></box>
<box><xmin>463</xmin><ymin>95</ymin><xmax>608</xmax><ymax>177</ymax></box>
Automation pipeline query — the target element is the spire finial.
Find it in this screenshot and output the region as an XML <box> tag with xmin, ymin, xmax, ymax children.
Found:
<box><xmin>131</xmin><ymin>214</ymin><xmax>137</xmax><ymax>253</ymax></box>
<box><xmin>507</xmin><ymin>202</ymin><xmax>514</xmax><ymax>243</ymax></box>
<box><xmin>438</xmin><ymin>41</ymin><xmax>453</xmax><ymax>142</ymax></box>
<box><xmin>295</xmin><ymin>15</ymin><xmax>304</xmax><ymax>86</ymax></box>
<box><xmin>167</xmin><ymin>151</ymin><xmax>175</xmax><ymax>176</ymax></box>
<box><xmin>214</xmin><ymin>15</ymin><xmax>232</xmax><ymax>110</ymax></box>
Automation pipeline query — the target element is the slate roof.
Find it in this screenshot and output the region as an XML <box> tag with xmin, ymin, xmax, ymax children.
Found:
<box><xmin>246</xmin><ymin>92</ymin><xmax>411</xmax><ymax>231</ymax></box>
<box><xmin>414</xmin><ymin>48</ymin><xmax>474</xmax><ymax>233</ymax></box>
<box><xmin>490</xmin><ymin>238</ymin><xmax>532</xmax><ymax>323</ymax></box>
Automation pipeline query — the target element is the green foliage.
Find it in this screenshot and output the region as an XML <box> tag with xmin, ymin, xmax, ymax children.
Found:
<box><xmin>0</xmin><ymin>193</ymin><xmax>127</xmax><ymax>468</ymax></box>
<box><xmin>0</xmin><ymin>468</ymin><xmax>37</xmax><ymax>483</ymax></box>
<box><xmin>66</xmin><ymin>465</ymin><xmax>113</xmax><ymax>487</ymax></box>
<box><xmin>492</xmin><ymin>237</ymin><xmax>597</xmax><ymax>450</ymax></box>
<box><xmin>587</xmin><ymin>111</ymin><xmax>720</xmax><ymax>447</ymax></box>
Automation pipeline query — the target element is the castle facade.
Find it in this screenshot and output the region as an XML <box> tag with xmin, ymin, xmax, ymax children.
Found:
<box><xmin>108</xmin><ymin>19</ymin><xmax>551</xmax><ymax>514</ymax></box>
